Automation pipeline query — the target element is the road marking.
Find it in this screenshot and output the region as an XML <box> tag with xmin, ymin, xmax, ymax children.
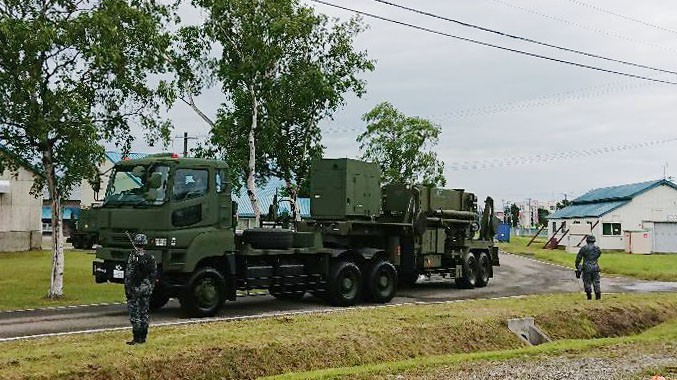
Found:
<box><xmin>0</xmin><ymin>301</ymin><xmax>126</xmax><ymax>315</ymax></box>
<box><xmin>0</xmin><ymin>294</ymin><xmax>530</xmax><ymax>343</ymax></box>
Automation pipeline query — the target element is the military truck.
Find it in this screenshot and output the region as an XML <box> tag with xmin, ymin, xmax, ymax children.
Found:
<box><xmin>67</xmin><ymin>208</ymin><xmax>99</xmax><ymax>249</ymax></box>
<box><xmin>92</xmin><ymin>154</ymin><xmax>499</xmax><ymax>317</ymax></box>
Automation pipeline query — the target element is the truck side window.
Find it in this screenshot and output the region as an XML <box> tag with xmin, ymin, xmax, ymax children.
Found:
<box><xmin>173</xmin><ymin>169</ymin><xmax>208</xmax><ymax>201</ymax></box>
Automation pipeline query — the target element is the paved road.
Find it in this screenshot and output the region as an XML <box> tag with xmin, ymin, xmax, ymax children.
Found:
<box><xmin>2</xmin><ymin>253</ymin><xmax>676</xmax><ymax>341</ymax></box>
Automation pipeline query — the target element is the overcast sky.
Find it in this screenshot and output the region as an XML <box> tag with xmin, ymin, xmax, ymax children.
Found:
<box><xmin>128</xmin><ymin>0</ymin><xmax>677</xmax><ymax>206</ymax></box>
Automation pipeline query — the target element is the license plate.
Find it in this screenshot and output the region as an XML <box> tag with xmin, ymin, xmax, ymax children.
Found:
<box><xmin>113</xmin><ymin>269</ymin><xmax>125</xmax><ymax>279</ymax></box>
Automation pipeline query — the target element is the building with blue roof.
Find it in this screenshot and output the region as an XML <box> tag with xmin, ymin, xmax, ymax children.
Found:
<box><xmin>547</xmin><ymin>179</ymin><xmax>677</xmax><ymax>252</ymax></box>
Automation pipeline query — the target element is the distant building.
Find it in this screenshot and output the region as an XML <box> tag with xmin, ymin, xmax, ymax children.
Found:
<box><xmin>547</xmin><ymin>179</ymin><xmax>677</xmax><ymax>253</ymax></box>
<box><xmin>0</xmin><ymin>147</ymin><xmax>43</xmax><ymax>252</ymax></box>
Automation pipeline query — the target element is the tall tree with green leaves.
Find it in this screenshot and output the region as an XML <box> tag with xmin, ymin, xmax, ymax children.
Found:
<box><xmin>0</xmin><ymin>0</ymin><xmax>176</xmax><ymax>298</ymax></box>
<box><xmin>357</xmin><ymin>102</ymin><xmax>446</xmax><ymax>187</ymax></box>
<box><xmin>172</xmin><ymin>0</ymin><xmax>374</xmax><ymax>225</ymax></box>
<box><xmin>509</xmin><ymin>203</ymin><xmax>520</xmax><ymax>227</ymax></box>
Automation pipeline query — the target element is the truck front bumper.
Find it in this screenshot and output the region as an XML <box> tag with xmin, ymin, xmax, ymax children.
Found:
<box><xmin>93</xmin><ymin>260</ymin><xmax>126</xmax><ymax>284</ymax></box>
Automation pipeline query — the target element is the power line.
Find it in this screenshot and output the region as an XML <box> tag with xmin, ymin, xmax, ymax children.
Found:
<box><xmin>486</xmin><ymin>0</ymin><xmax>677</xmax><ymax>53</ymax></box>
<box><xmin>563</xmin><ymin>0</ymin><xmax>677</xmax><ymax>36</ymax></box>
<box><xmin>309</xmin><ymin>0</ymin><xmax>677</xmax><ymax>85</ymax></box>
<box><xmin>369</xmin><ymin>0</ymin><xmax>677</xmax><ymax>76</ymax></box>
<box><xmin>447</xmin><ymin>137</ymin><xmax>677</xmax><ymax>171</ymax></box>
<box><xmin>320</xmin><ymin>80</ymin><xmax>652</xmax><ymax>135</ymax></box>
<box><xmin>426</xmin><ymin>80</ymin><xmax>650</xmax><ymax>121</ymax></box>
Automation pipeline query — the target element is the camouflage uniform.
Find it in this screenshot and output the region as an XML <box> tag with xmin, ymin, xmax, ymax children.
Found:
<box><xmin>124</xmin><ymin>234</ymin><xmax>157</xmax><ymax>344</ymax></box>
<box><xmin>575</xmin><ymin>235</ymin><xmax>602</xmax><ymax>300</ymax></box>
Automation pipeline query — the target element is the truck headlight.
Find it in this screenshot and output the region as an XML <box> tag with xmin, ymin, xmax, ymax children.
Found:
<box><xmin>155</xmin><ymin>237</ymin><xmax>168</xmax><ymax>247</ymax></box>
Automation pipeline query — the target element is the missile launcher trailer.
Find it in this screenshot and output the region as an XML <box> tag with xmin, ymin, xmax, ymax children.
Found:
<box><xmin>92</xmin><ymin>155</ymin><xmax>499</xmax><ymax>317</ymax></box>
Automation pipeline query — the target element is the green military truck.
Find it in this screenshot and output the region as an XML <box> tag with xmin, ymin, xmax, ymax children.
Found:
<box><xmin>67</xmin><ymin>208</ymin><xmax>99</xmax><ymax>250</ymax></box>
<box><xmin>92</xmin><ymin>154</ymin><xmax>499</xmax><ymax>317</ymax></box>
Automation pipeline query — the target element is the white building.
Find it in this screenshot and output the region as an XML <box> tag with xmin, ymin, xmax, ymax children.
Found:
<box><xmin>0</xmin><ymin>149</ymin><xmax>43</xmax><ymax>252</ymax></box>
<box><xmin>547</xmin><ymin>179</ymin><xmax>677</xmax><ymax>253</ymax></box>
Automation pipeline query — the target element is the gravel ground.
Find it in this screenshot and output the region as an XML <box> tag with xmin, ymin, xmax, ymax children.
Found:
<box><xmin>391</xmin><ymin>354</ymin><xmax>677</xmax><ymax>380</ymax></box>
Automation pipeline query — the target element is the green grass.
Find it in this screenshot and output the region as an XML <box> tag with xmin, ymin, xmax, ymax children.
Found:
<box><xmin>0</xmin><ymin>250</ymin><xmax>124</xmax><ymax>310</ymax></box>
<box><xmin>499</xmin><ymin>236</ymin><xmax>677</xmax><ymax>281</ymax></box>
<box><xmin>269</xmin><ymin>319</ymin><xmax>677</xmax><ymax>380</ymax></box>
<box><xmin>0</xmin><ymin>292</ymin><xmax>675</xmax><ymax>380</ymax></box>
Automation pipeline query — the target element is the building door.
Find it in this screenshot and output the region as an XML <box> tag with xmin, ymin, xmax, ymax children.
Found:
<box><xmin>653</xmin><ymin>222</ymin><xmax>677</xmax><ymax>253</ymax></box>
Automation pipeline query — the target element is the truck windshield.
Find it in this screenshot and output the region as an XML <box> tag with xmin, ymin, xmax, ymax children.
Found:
<box><xmin>103</xmin><ymin>164</ymin><xmax>170</xmax><ymax>206</ymax></box>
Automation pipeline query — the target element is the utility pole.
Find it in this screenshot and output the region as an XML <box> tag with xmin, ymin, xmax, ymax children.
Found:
<box><xmin>174</xmin><ymin>132</ymin><xmax>198</xmax><ymax>157</ymax></box>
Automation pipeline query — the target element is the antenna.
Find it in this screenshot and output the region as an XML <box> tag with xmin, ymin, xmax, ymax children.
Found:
<box><xmin>173</xmin><ymin>132</ymin><xmax>198</xmax><ymax>157</ymax></box>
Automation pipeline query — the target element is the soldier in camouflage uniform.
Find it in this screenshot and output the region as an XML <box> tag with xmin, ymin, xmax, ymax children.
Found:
<box><xmin>575</xmin><ymin>235</ymin><xmax>602</xmax><ymax>300</ymax></box>
<box><xmin>124</xmin><ymin>233</ymin><xmax>157</xmax><ymax>345</ymax></box>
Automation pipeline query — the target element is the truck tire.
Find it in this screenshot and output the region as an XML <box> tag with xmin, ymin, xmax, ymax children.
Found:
<box><xmin>475</xmin><ymin>251</ymin><xmax>491</xmax><ymax>288</ymax></box>
<box><xmin>327</xmin><ymin>260</ymin><xmax>362</xmax><ymax>306</ymax></box>
<box><xmin>242</xmin><ymin>228</ymin><xmax>294</xmax><ymax>249</ymax></box>
<box><xmin>455</xmin><ymin>251</ymin><xmax>478</xmax><ymax>289</ymax></box>
<box><xmin>365</xmin><ymin>260</ymin><xmax>398</xmax><ymax>303</ymax></box>
<box><xmin>150</xmin><ymin>287</ymin><xmax>170</xmax><ymax>311</ymax></box>
<box><xmin>179</xmin><ymin>268</ymin><xmax>226</xmax><ymax>317</ymax></box>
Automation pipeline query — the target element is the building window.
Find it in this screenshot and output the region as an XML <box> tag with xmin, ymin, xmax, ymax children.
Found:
<box><xmin>602</xmin><ymin>223</ymin><xmax>622</xmax><ymax>236</ymax></box>
<box><xmin>552</xmin><ymin>222</ymin><xmax>556</xmax><ymax>232</ymax></box>
<box><xmin>573</xmin><ymin>220</ymin><xmax>581</xmax><ymax>224</ymax></box>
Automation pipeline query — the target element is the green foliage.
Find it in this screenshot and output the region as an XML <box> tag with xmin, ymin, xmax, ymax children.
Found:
<box><xmin>0</xmin><ymin>0</ymin><xmax>177</xmax><ymax>297</ymax></box>
<box><xmin>0</xmin><ymin>0</ymin><xmax>176</xmax><ymax>198</ymax></box>
<box><xmin>556</xmin><ymin>198</ymin><xmax>572</xmax><ymax>210</ymax></box>
<box><xmin>537</xmin><ymin>208</ymin><xmax>550</xmax><ymax>227</ymax></box>
<box><xmin>509</xmin><ymin>203</ymin><xmax>520</xmax><ymax>227</ymax></box>
<box><xmin>176</xmin><ymin>0</ymin><xmax>374</xmax><ymax>197</ymax></box>
<box><xmin>357</xmin><ymin>102</ymin><xmax>446</xmax><ymax>187</ymax></box>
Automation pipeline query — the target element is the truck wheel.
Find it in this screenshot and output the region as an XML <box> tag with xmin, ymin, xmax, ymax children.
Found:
<box><xmin>327</xmin><ymin>260</ymin><xmax>362</xmax><ymax>306</ymax></box>
<box><xmin>179</xmin><ymin>268</ymin><xmax>226</xmax><ymax>318</ymax></box>
<box><xmin>150</xmin><ymin>288</ymin><xmax>170</xmax><ymax>311</ymax></box>
<box><xmin>475</xmin><ymin>252</ymin><xmax>491</xmax><ymax>288</ymax></box>
<box><xmin>365</xmin><ymin>260</ymin><xmax>398</xmax><ymax>303</ymax></box>
<box><xmin>455</xmin><ymin>252</ymin><xmax>478</xmax><ymax>289</ymax></box>
<box><xmin>242</xmin><ymin>228</ymin><xmax>294</xmax><ymax>249</ymax></box>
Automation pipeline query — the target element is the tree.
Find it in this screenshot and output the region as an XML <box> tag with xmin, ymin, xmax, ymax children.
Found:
<box><xmin>357</xmin><ymin>102</ymin><xmax>446</xmax><ymax>187</ymax></box>
<box><xmin>537</xmin><ymin>208</ymin><xmax>550</xmax><ymax>227</ymax></box>
<box><xmin>509</xmin><ymin>203</ymin><xmax>520</xmax><ymax>228</ymax></box>
<box><xmin>556</xmin><ymin>198</ymin><xmax>572</xmax><ymax>210</ymax></box>
<box><xmin>0</xmin><ymin>0</ymin><xmax>175</xmax><ymax>298</ymax></box>
<box><xmin>171</xmin><ymin>0</ymin><xmax>373</xmax><ymax>225</ymax></box>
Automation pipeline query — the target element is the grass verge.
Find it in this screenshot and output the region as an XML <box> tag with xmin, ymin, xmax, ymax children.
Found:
<box><xmin>271</xmin><ymin>320</ymin><xmax>677</xmax><ymax>379</ymax></box>
<box><xmin>499</xmin><ymin>236</ymin><xmax>677</xmax><ymax>281</ymax></box>
<box><xmin>0</xmin><ymin>250</ymin><xmax>123</xmax><ymax>311</ymax></box>
<box><xmin>1</xmin><ymin>292</ymin><xmax>676</xmax><ymax>379</ymax></box>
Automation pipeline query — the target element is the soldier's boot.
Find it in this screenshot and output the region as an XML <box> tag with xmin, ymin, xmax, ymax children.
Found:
<box><xmin>586</xmin><ymin>292</ymin><xmax>592</xmax><ymax>300</ymax></box>
<box><xmin>127</xmin><ymin>329</ymin><xmax>139</xmax><ymax>345</ymax></box>
<box><xmin>138</xmin><ymin>328</ymin><xmax>147</xmax><ymax>344</ymax></box>
<box><xmin>595</xmin><ymin>292</ymin><xmax>601</xmax><ymax>300</ymax></box>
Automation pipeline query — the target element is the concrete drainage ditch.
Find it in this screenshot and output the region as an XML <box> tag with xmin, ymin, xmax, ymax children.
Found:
<box><xmin>507</xmin><ymin>317</ymin><xmax>551</xmax><ymax>346</ymax></box>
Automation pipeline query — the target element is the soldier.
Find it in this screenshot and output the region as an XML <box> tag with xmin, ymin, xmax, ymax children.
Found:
<box><xmin>575</xmin><ymin>235</ymin><xmax>602</xmax><ymax>300</ymax></box>
<box><xmin>124</xmin><ymin>233</ymin><xmax>157</xmax><ymax>345</ymax></box>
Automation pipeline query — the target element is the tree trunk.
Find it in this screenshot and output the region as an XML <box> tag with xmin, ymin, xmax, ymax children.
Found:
<box><xmin>247</xmin><ymin>87</ymin><xmax>261</xmax><ymax>226</ymax></box>
<box><xmin>44</xmin><ymin>153</ymin><xmax>64</xmax><ymax>299</ymax></box>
